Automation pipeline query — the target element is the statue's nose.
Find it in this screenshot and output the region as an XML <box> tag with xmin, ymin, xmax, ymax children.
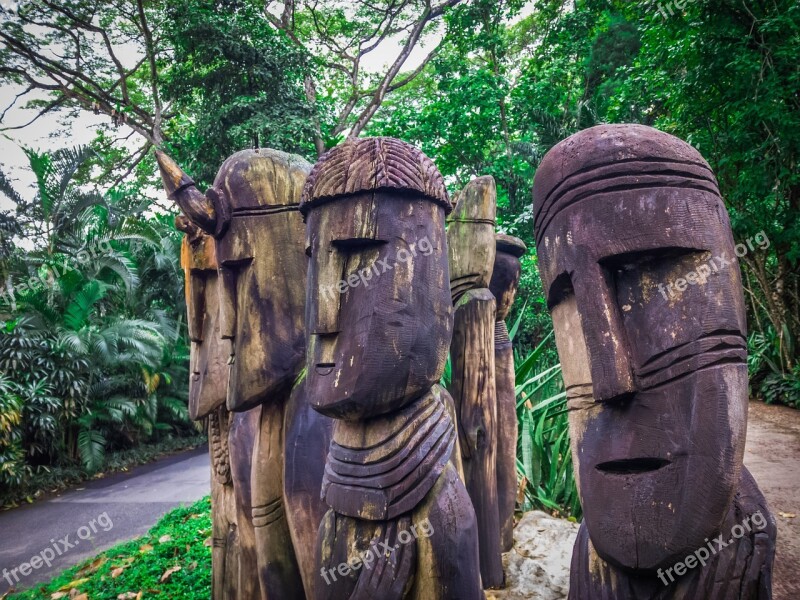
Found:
<box><xmin>572</xmin><ymin>262</ymin><xmax>635</xmax><ymax>404</ymax></box>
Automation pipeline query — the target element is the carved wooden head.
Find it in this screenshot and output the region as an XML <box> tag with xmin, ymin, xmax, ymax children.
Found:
<box><xmin>489</xmin><ymin>233</ymin><xmax>526</xmax><ymax>321</ymax></box>
<box><xmin>177</xmin><ymin>215</ymin><xmax>228</xmax><ymax>420</ymax></box>
<box><xmin>447</xmin><ymin>176</ymin><xmax>497</xmax><ymax>302</ymax></box>
<box><xmin>212</xmin><ymin>149</ymin><xmax>311</xmax><ymax>411</ymax></box>
<box><xmin>300</xmin><ymin>137</ymin><xmax>453</xmax><ymax>420</ymax></box>
<box><xmin>158</xmin><ymin>148</ymin><xmax>311</xmax><ymax>412</ymax></box>
<box><xmin>533</xmin><ymin>124</ymin><xmax>748</xmax><ymax>570</ymax></box>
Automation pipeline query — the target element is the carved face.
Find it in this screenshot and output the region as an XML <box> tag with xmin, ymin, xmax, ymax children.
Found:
<box><xmin>534</xmin><ymin>125</ymin><xmax>748</xmax><ymax>571</ymax></box>
<box><xmin>179</xmin><ymin>223</ymin><xmax>228</xmax><ymax>420</ymax></box>
<box><xmin>212</xmin><ymin>150</ymin><xmax>311</xmax><ymax>411</ymax></box>
<box><xmin>304</xmin><ymin>192</ymin><xmax>452</xmax><ymax>420</ymax></box>
<box><xmin>489</xmin><ymin>235</ymin><xmax>525</xmax><ymax>321</ymax></box>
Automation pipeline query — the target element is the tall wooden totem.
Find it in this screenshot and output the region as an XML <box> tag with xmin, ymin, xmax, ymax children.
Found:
<box><xmin>301</xmin><ymin>137</ymin><xmax>484</xmax><ymax>600</ymax></box>
<box><xmin>488</xmin><ymin>233</ymin><xmax>526</xmax><ymax>553</ymax></box>
<box><xmin>447</xmin><ymin>176</ymin><xmax>504</xmax><ymax>588</ymax></box>
<box><xmin>158</xmin><ymin>148</ymin><xmax>332</xmax><ymax>599</ymax></box>
<box><xmin>176</xmin><ymin>214</ymin><xmax>238</xmax><ymax>599</ymax></box>
<box><xmin>533</xmin><ymin>124</ymin><xmax>776</xmax><ymax>599</ymax></box>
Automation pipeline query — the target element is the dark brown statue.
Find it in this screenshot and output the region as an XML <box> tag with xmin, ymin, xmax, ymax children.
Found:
<box><xmin>488</xmin><ymin>233</ymin><xmax>526</xmax><ymax>553</ymax></box>
<box><xmin>176</xmin><ymin>215</ymin><xmax>239</xmax><ymax>599</ymax></box>
<box><xmin>159</xmin><ymin>148</ymin><xmax>332</xmax><ymax>600</ymax></box>
<box><xmin>533</xmin><ymin>124</ymin><xmax>776</xmax><ymax>599</ymax></box>
<box><xmin>447</xmin><ymin>176</ymin><xmax>504</xmax><ymax>588</ymax></box>
<box><xmin>301</xmin><ymin>137</ymin><xmax>484</xmax><ymax>600</ymax></box>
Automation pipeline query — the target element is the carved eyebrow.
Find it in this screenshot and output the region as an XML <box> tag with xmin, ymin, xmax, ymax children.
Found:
<box><xmin>331</xmin><ymin>237</ymin><xmax>387</xmax><ymax>250</ymax></box>
<box><xmin>598</xmin><ymin>246</ymin><xmax>703</xmax><ymax>270</ymax></box>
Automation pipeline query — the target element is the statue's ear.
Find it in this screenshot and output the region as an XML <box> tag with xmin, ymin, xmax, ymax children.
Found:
<box><xmin>205</xmin><ymin>186</ymin><xmax>231</xmax><ymax>238</ymax></box>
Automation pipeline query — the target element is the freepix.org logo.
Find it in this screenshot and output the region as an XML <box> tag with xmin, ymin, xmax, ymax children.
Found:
<box><xmin>2</xmin><ymin>512</ymin><xmax>114</xmax><ymax>587</ymax></box>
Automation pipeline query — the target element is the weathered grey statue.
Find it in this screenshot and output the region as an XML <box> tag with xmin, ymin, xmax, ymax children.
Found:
<box><xmin>447</xmin><ymin>176</ymin><xmax>504</xmax><ymax>588</ymax></box>
<box><xmin>159</xmin><ymin>148</ymin><xmax>332</xmax><ymax>599</ymax></box>
<box><xmin>488</xmin><ymin>233</ymin><xmax>526</xmax><ymax>553</ymax></box>
<box><xmin>176</xmin><ymin>215</ymin><xmax>239</xmax><ymax>599</ymax></box>
<box><xmin>533</xmin><ymin>124</ymin><xmax>776</xmax><ymax>599</ymax></box>
<box><xmin>301</xmin><ymin>137</ymin><xmax>484</xmax><ymax>600</ymax></box>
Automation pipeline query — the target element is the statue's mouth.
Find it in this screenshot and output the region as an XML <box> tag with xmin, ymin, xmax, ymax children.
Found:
<box><xmin>315</xmin><ymin>363</ymin><xmax>335</xmax><ymax>376</ymax></box>
<box><xmin>595</xmin><ymin>458</ymin><xmax>670</xmax><ymax>475</ymax></box>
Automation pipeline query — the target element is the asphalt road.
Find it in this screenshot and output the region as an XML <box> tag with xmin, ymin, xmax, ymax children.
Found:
<box><xmin>0</xmin><ymin>445</ymin><xmax>210</xmax><ymax>595</ymax></box>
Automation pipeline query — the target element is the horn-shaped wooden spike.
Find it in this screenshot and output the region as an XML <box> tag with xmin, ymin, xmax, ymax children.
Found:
<box><xmin>155</xmin><ymin>150</ymin><xmax>216</xmax><ymax>233</ymax></box>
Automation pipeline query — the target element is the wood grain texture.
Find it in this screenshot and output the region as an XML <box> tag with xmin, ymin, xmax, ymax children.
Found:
<box><xmin>450</xmin><ymin>288</ymin><xmax>503</xmax><ymax>589</ymax></box>
<box><xmin>569</xmin><ymin>468</ymin><xmax>776</xmax><ymax>600</ymax></box>
<box><xmin>284</xmin><ymin>376</ymin><xmax>333</xmax><ymax>599</ymax></box>
<box><xmin>489</xmin><ymin>233</ymin><xmax>526</xmax><ymax>552</ymax></box>
<box><xmin>166</xmin><ymin>149</ymin><xmax>333</xmax><ymax>600</ymax></box>
<box><xmin>533</xmin><ymin>125</ymin><xmax>775</xmax><ymax>598</ymax></box>
<box><xmin>303</xmin><ymin>137</ymin><xmax>484</xmax><ymax>600</ymax></box>
<box><xmin>447</xmin><ymin>176</ymin><xmax>503</xmax><ymax>588</ymax></box>
<box><xmin>299</xmin><ymin>137</ymin><xmax>451</xmax><ymax>215</ymax></box>
<box><xmin>209</xmin><ymin>407</ymin><xmax>239</xmax><ymax>600</ymax></box>
<box><xmin>228</xmin><ymin>409</ymin><xmax>261</xmax><ymax>600</ymax></box>
<box><xmin>177</xmin><ymin>217</ymin><xmax>228</xmax><ymax>421</ymax></box>
<box><xmin>447</xmin><ymin>176</ymin><xmax>497</xmax><ymax>302</ymax></box>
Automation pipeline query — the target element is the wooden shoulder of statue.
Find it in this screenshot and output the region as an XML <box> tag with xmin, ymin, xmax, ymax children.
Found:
<box><xmin>533</xmin><ymin>124</ymin><xmax>776</xmax><ymax>600</ymax></box>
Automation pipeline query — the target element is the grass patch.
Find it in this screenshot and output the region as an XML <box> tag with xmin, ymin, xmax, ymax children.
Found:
<box><xmin>8</xmin><ymin>497</ymin><xmax>212</xmax><ymax>599</ymax></box>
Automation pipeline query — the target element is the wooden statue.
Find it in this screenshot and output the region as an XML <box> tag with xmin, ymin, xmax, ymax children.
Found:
<box><xmin>176</xmin><ymin>214</ymin><xmax>238</xmax><ymax>599</ymax></box>
<box><xmin>532</xmin><ymin>124</ymin><xmax>776</xmax><ymax>599</ymax></box>
<box><xmin>488</xmin><ymin>233</ymin><xmax>526</xmax><ymax>553</ymax></box>
<box><xmin>158</xmin><ymin>148</ymin><xmax>332</xmax><ymax>600</ymax></box>
<box><xmin>447</xmin><ymin>176</ymin><xmax>504</xmax><ymax>588</ymax></box>
<box><xmin>301</xmin><ymin>137</ymin><xmax>484</xmax><ymax>600</ymax></box>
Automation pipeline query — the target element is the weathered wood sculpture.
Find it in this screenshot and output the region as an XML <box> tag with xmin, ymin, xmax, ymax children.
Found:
<box><xmin>488</xmin><ymin>233</ymin><xmax>526</xmax><ymax>553</ymax></box>
<box><xmin>176</xmin><ymin>215</ymin><xmax>238</xmax><ymax>599</ymax></box>
<box><xmin>447</xmin><ymin>176</ymin><xmax>504</xmax><ymax>588</ymax></box>
<box><xmin>532</xmin><ymin>124</ymin><xmax>776</xmax><ymax>599</ymax></box>
<box><xmin>301</xmin><ymin>137</ymin><xmax>484</xmax><ymax>600</ymax></box>
<box><xmin>159</xmin><ymin>148</ymin><xmax>332</xmax><ymax>600</ymax></box>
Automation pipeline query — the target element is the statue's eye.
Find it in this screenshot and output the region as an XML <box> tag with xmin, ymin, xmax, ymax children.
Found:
<box><xmin>331</xmin><ymin>238</ymin><xmax>387</xmax><ymax>252</ymax></box>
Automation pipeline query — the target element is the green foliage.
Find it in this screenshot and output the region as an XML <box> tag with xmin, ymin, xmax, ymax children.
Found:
<box><xmin>8</xmin><ymin>496</ymin><xmax>212</xmax><ymax>599</ymax></box>
<box><xmin>372</xmin><ymin>0</ymin><xmax>800</xmax><ymax>406</ymax></box>
<box><xmin>161</xmin><ymin>0</ymin><xmax>318</xmax><ymax>184</ymax></box>
<box><xmin>0</xmin><ymin>147</ymin><xmax>195</xmax><ymax>484</ymax></box>
<box><xmin>514</xmin><ymin>327</ymin><xmax>580</xmax><ymax>519</ymax></box>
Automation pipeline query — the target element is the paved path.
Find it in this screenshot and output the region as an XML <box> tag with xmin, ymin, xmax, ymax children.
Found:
<box><xmin>744</xmin><ymin>401</ymin><xmax>800</xmax><ymax>600</ymax></box>
<box><xmin>0</xmin><ymin>445</ymin><xmax>210</xmax><ymax>595</ymax></box>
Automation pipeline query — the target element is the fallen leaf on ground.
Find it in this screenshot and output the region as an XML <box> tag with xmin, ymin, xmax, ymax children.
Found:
<box><xmin>158</xmin><ymin>534</ymin><xmax>172</xmax><ymax>543</ymax></box>
<box><xmin>111</xmin><ymin>567</ymin><xmax>126</xmax><ymax>578</ymax></box>
<box><xmin>50</xmin><ymin>593</ymin><xmax>68</xmax><ymax>600</ymax></box>
<box><xmin>73</xmin><ymin>594</ymin><xmax>88</xmax><ymax>600</ymax></box>
<box><xmin>117</xmin><ymin>593</ymin><xmax>142</xmax><ymax>600</ymax></box>
<box><xmin>139</xmin><ymin>543</ymin><xmax>154</xmax><ymax>553</ymax></box>
<box><xmin>778</xmin><ymin>511</ymin><xmax>796</xmax><ymax>518</ymax></box>
<box><xmin>77</xmin><ymin>557</ymin><xmax>107</xmax><ymax>576</ymax></box>
<box><xmin>58</xmin><ymin>578</ymin><xmax>90</xmax><ymax>592</ymax></box>
<box><xmin>160</xmin><ymin>565</ymin><xmax>182</xmax><ymax>582</ymax></box>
